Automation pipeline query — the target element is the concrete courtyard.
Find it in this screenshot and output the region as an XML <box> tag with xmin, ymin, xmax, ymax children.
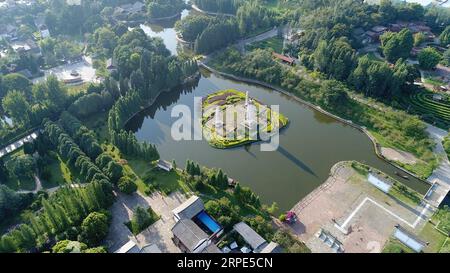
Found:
<box><xmin>288</xmin><ymin>162</ymin><xmax>433</xmax><ymax>253</ymax></box>
<box><xmin>105</xmin><ymin>190</ymin><xmax>188</xmax><ymax>253</ymax></box>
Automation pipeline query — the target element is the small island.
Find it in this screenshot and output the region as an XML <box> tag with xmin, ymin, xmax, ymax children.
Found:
<box><xmin>202</xmin><ymin>89</ymin><xmax>289</xmax><ymax>149</ymax></box>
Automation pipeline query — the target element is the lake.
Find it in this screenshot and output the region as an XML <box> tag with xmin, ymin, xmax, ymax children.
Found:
<box><xmin>126</xmin><ymin>8</ymin><xmax>431</xmax><ymax>211</ymax></box>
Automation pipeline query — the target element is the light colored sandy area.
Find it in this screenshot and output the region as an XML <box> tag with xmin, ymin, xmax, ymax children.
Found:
<box><xmin>287</xmin><ymin>163</ymin><xmax>432</xmax><ymax>253</ymax></box>
<box><xmin>381</xmin><ymin>147</ymin><xmax>418</xmax><ymax>165</ymax></box>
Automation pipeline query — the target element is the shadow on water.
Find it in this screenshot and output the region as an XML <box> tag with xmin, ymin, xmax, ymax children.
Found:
<box><xmin>278</xmin><ymin>146</ymin><xmax>318</xmax><ymax>178</ymax></box>
<box><xmin>125</xmin><ymin>77</ymin><xmax>200</xmax><ymax>132</ymax></box>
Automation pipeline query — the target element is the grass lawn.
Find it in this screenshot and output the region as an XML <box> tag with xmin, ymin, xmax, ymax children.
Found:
<box><xmin>388</xmin><ymin>182</ymin><xmax>423</xmax><ymax>207</ymax></box>
<box><xmin>101</xmin><ymin>144</ymin><xmax>190</xmax><ymax>195</ymax></box>
<box><xmin>382</xmin><ymin>237</ymin><xmax>414</xmax><ymax>253</ymax></box>
<box><xmin>440</xmin><ymin>238</ymin><xmax>450</xmax><ymax>253</ymax></box>
<box><xmin>41</xmin><ymin>153</ymin><xmax>76</xmax><ymax>189</ymax></box>
<box><xmin>141</xmin><ymin>168</ymin><xmax>191</xmax><ymax>195</ymax></box>
<box><xmin>424</xmin><ymin>76</ymin><xmax>446</xmax><ymax>87</ymax></box>
<box><xmin>66</xmin><ymin>83</ymin><xmax>88</xmax><ymax>96</ymax></box>
<box><xmin>4</xmin><ymin>176</ymin><xmax>35</xmax><ymax>191</ymax></box>
<box><xmin>419</xmin><ymin>222</ymin><xmax>448</xmax><ymax>253</ymax></box>
<box><xmin>246</xmin><ymin>37</ymin><xmax>284</xmax><ymax>53</ymax></box>
<box><xmin>81</xmin><ymin>111</ymin><xmax>109</xmax><ymax>142</ymax></box>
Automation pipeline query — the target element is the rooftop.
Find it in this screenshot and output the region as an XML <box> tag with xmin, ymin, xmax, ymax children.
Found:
<box><xmin>233</xmin><ymin>221</ymin><xmax>267</xmax><ymax>252</ymax></box>
<box><xmin>272</xmin><ymin>52</ymin><xmax>295</xmax><ymax>64</ymax></box>
<box><xmin>171</xmin><ymin>219</ymin><xmax>210</xmax><ymax>252</ymax></box>
<box><xmin>172</xmin><ymin>195</ymin><xmax>204</xmax><ymax>220</ymax></box>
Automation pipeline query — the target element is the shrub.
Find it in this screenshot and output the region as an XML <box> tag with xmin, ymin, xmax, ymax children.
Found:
<box><xmin>118</xmin><ymin>177</ymin><xmax>137</xmax><ymax>194</ymax></box>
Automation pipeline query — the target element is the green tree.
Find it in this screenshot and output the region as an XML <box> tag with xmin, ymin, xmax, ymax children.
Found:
<box><xmin>414</xmin><ymin>32</ymin><xmax>427</xmax><ymax>46</ymax></box>
<box><xmin>118</xmin><ymin>177</ymin><xmax>137</xmax><ymax>195</ymax></box>
<box><xmin>0</xmin><ymin>73</ymin><xmax>32</xmax><ymax>101</ymax></box>
<box><xmin>131</xmin><ymin>206</ymin><xmax>153</xmax><ymax>233</ymax></box>
<box><xmin>5</xmin><ymin>154</ymin><xmax>36</xmax><ymax>181</ymax></box>
<box><xmin>79</xmin><ymin>212</ymin><xmax>109</xmax><ymax>246</ymax></box>
<box><xmin>2</xmin><ymin>90</ymin><xmax>31</xmax><ymax>126</ymax></box>
<box><xmin>439</xmin><ymin>25</ymin><xmax>450</xmax><ymax>47</ymax></box>
<box><xmin>52</xmin><ymin>240</ymin><xmax>88</xmax><ymax>253</ymax></box>
<box><xmin>381</xmin><ymin>29</ymin><xmax>413</xmax><ymax>63</ymax></box>
<box><xmin>93</xmin><ymin>27</ymin><xmax>118</xmax><ymax>56</ymax></box>
<box><xmin>418</xmin><ymin>47</ymin><xmax>442</xmax><ymax>70</ymax></box>
<box><xmin>443</xmin><ymin>48</ymin><xmax>450</xmax><ymax>67</ymax></box>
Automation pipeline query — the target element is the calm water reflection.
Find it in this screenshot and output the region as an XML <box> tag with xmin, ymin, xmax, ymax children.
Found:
<box><xmin>126</xmin><ymin>71</ymin><xmax>430</xmax><ymax>211</ymax></box>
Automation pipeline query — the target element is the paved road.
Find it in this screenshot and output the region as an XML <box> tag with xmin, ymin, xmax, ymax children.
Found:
<box><xmin>237</xmin><ymin>27</ymin><xmax>279</xmax><ymax>53</ymax></box>
<box><xmin>426</xmin><ymin>124</ymin><xmax>450</xmax><ymax>186</ymax></box>
<box><xmin>424</xmin><ymin>124</ymin><xmax>450</xmax><ymax>207</ymax></box>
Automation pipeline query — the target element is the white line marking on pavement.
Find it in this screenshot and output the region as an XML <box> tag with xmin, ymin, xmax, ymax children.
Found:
<box><xmin>335</xmin><ymin>197</ymin><xmax>429</xmax><ymax>233</ymax></box>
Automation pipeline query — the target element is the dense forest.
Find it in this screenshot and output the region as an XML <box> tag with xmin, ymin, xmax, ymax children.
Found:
<box><xmin>176</xmin><ymin>1</ymin><xmax>279</xmax><ymax>54</ymax></box>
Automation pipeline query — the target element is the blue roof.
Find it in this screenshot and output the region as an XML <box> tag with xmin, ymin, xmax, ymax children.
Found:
<box><xmin>368</xmin><ymin>173</ymin><xmax>392</xmax><ymax>193</ymax></box>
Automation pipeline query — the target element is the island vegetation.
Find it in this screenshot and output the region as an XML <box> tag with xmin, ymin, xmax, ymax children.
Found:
<box><xmin>201</xmin><ymin>89</ymin><xmax>288</xmax><ymax>149</ymax></box>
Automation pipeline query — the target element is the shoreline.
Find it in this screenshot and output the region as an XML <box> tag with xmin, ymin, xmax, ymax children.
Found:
<box><xmin>198</xmin><ymin>61</ymin><xmax>432</xmax><ymax>187</ymax></box>
<box><xmin>191</xmin><ymin>4</ymin><xmax>236</xmax><ymax>17</ymax></box>
<box><xmin>121</xmin><ymin>72</ymin><xmax>201</xmax><ymax>127</ymax></box>
<box><xmin>148</xmin><ymin>12</ymin><xmax>182</xmax><ymax>23</ymax></box>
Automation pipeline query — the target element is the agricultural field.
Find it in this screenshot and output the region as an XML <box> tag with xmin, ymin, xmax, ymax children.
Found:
<box><xmin>398</xmin><ymin>90</ymin><xmax>450</xmax><ymax>129</ymax></box>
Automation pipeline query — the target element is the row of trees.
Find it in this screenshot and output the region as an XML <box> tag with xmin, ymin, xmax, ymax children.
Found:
<box><xmin>194</xmin><ymin>17</ymin><xmax>240</xmax><ymax>54</ymax></box>
<box><xmin>0</xmin><ymin>181</ymin><xmax>114</xmax><ymax>252</ymax></box>
<box><xmin>43</xmin><ymin>120</ymin><xmax>109</xmax><ymax>184</ymax></box>
<box><xmin>349</xmin><ymin>56</ymin><xmax>418</xmax><ymax>99</ymax></box>
<box><xmin>176</xmin><ymin>2</ymin><xmax>279</xmax><ymax>54</ymax></box>
<box><xmin>108</xmin><ymin>36</ymin><xmax>197</xmax><ymax>130</ymax></box>
<box><xmin>59</xmin><ymin>112</ymin><xmax>103</xmax><ymax>159</ymax></box>
<box><xmin>193</xmin><ymin>0</ymin><xmax>240</xmax><ymax>14</ymax></box>
<box><xmin>110</xmin><ymin>129</ymin><xmax>159</xmax><ymax>161</ymax></box>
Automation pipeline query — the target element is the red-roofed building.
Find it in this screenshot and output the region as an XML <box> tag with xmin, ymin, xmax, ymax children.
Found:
<box><xmin>272</xmin><ymin>52</ymin><xmax>295</xmax><ymax>66</ymax></box>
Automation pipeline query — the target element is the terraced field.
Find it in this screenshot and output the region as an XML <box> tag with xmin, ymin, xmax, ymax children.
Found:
<box><xmin>398</xmin><ymin>91</ymin><xmax>450</xmax><ymax>129</ymax></box>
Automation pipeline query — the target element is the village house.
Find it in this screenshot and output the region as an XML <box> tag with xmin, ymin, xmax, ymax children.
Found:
<box><xmin>114</xmin><ymin>240</ymin><xmax>162</xmax><ymax>253</ymax></box>
<box><xmin>10</xmin><ymin>39</ymin><xmax>40</xmax><ymax>56</ymax></box>
<box><xmin>0</xmin><ymin>24</ymin><xmax>18</xmax><ymax>40</ymax></box>
<box><xmin>272</xmin><ymin>52</ymin><xmax>295</xmax><ymax>66</ymax></box>
<box><xmin>157</xmin><ymin>159</ymin><xmax>173</xmax><ymax>172</ymax></box>
<box><xmin>171</xmin><ymin>196</ymin><xmax>223</xmax><ymax>253</ymax></box>
<box><xmin>113</xmin><ymin>1</ymin><xmax>146</xmax><ymax>19</ymax></box>
<box><xmin>232</xmin><ymin>222</ymin><xmax>282</xmax><ymax>253</ymax></box>
<box><xmin>364</xmin><ymin>25</ymin><xmax>388</xmax><ymax>43</ymax></box>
